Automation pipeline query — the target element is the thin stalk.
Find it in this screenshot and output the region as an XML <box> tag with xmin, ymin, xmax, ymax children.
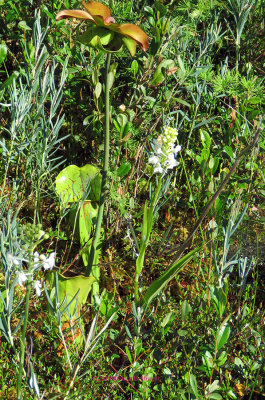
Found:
<box><xmin>134</xmin><ymin>176</ymin><xmax>162</xmax><ymax>304</ymax></box>
<box><xmin>87</xmin><ymin>53</ymin><xmax>112</xmax><ymax>275</ymax></box>
<box><xmin>17</xmin><ymin>278</ymin><xmax>31</xmax><ymax>400</ymax></box>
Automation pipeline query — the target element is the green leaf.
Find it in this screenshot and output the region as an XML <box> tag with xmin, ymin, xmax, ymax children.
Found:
<box><xmin>216</xmin><ymin>350</ymin><xmax>227</xmax><ymax>366</ymax></box>
<box><xmin>173</xmin><ymin>97</ymin><xmax>191</xmax><ymax>107</ymax></box>
<box><xmin>150</xmin><ymin>59</ymin><xmax>175</xmax><ymax>86</ymax></box>
<box><xmin>143</xmin><ymin>246</ymin><xmax>201</xmax><ymax>306</ymax></box>
<box><xmin>0</xmin><ymin>42</ymin><xmax>7</xmax><ymax>66</ymax></box>
<box><xmin>0</xmin><ymin>288</ymin><xmax>6</xmax><ymax>313</ymax></box>
<box><xmin>117</xmin><ymin>162</ymin><xmax>131</xmax><ymax>177</ymax></box>
<box><xmin>208</xmin><ymin>394</ymin><xmax>222</xmax><ymax>399</ymax></box>
<box><xmin>189</xmin><ymin>374</ymin><xmax>198</xmax><ymax>396</ymax></box>
<box><xmin>161</xmin><ymin>311</ymin><xmax>173</xmax><ymax>328</ymax></box>
<box><xmin>131</xmin><ymin>59</ymin><xmax>138</xmax><ymax>74</ymax></box>
<box><xmin>46</xmin><ymin>272</ymin><xmax>96</xmax><ymax>319</ymax></box>
<box><xmin>181</xmin><ymin>300</ymin><xmax>192</xmax><ymax>322</ymax></box>
<box><xmin>79</xmin><ymin>201</ymin><xmax>98</xmax><ymax>266</ymax></box>
<box><xmin>95</xmin><ymin>82</ymin><xmax>102</xmax><ymax>99</ymax></box>
<box><xmin>18</xmin><ymin>20</ymin><xmax>32</xmax><ymax>31</ymax></box>
<box><xmin>55</xmin><ymin>164</ymin><xmax>101</xmax><ymax>205</ymax></box>
<box><xmin>122</xmin><ymin>36</ymin><xmax>137</xmax><ymax>57</ymax></box>
<box><xmin>248</xmin><ymin>96</ymin><xmax>261</xmax><ymax>104</ymax></box>
<box><xmin>200</xmin><ymin>130</ymin><xmax>211</xmax><ymax>148</ymax></box>
<box><xmin>0</xmin><ymin>71</ymin><xmax>19</xmax><ymax>91</ymax></box>
<box><xmin>212</xmin><ymin>287</ymin><xmax>227</xmax><ymax>317</ymax></box>
<box><xmin>216</xmin><ymin>316</ymin><xmax>231</xmax><ymax>351</ymax></box>
<box><xmin>202</xmin><ymin>351</ymin><xmax>214</xmax><ymax>377</ymax></box>
<box><xmin>223</xmin><ymin>146</ymin><xmax>234</xmax><ymax>160</ymax></box>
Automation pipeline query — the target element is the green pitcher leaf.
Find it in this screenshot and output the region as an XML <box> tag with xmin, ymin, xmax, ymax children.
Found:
<box><xmin>46</xmin><ymin>272</ymin><xmax>96</xmax><ymax>318</ymax></box>
<box><xmin>55</xmin><ymin>164</ymin><xmax>101</xmax><ymax>204</ymax></box>
<box><xmin>79</xmin><ymin>201</ymin><xmax>98</xmax><ymax>266</ymax></box>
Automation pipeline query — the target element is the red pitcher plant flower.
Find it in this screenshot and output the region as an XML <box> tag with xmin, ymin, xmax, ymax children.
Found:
<box><xmin>56</xmin><ymin>1</ymin><xmax>149</xmax><ymax>56</ymax></box>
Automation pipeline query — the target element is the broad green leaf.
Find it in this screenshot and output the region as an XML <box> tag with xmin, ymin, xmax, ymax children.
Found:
<box><xmin>131</xmin><ymin>59</ymin><xmax>138</xmax><ymax>74</ymax></box>
<box><xmin>181</xmin><ymin>300</ymin><xmax>192</xmax><ymax>322</ymax></box>
<box><xmin>150</xmin><ymin>59</ymin><xmax>175</xmax><ymax>86</ymax></box>
<box><xmin>161</xmin><ymin>312</ymin><xmax>173</xmax><ymax>328</ymax></box>
<box><xmin>189</xmin><ymin>374</ymin><xmax>198</xmax><ymax>396</ymax></box>
<box><xmin>216</xmin><ymin>317</ymin><xmax>231</xmax><ymax>351</ymax></box>
<box><xmin>122</xmin><ymin>36</ymin><xmax>137</xmax><ymax>57</ymax></box>
<box><xmin>79</xmin><ymin>201</ymin><xmax>98</xmax><ymax>266</ymax></box>
<box><xmin>117</xmin><ymin>162</ymin><xmax>131</xmax><ymax>177</ymax></box>
<box><xmin>205</xmin><ymin>380</ymin><xmax>221</xmax><ymax>398</ymax></box>
<box><xmin>18</xmin><ymin>20</ymin><xmax>32</xmax><ymax>31</ymax></box>
<box><xmin>208</xmin><ymin>394</ymin><xmax>222</xmax><ymax>399</ymax></box>
<box><xmin>46</xmin><ymin>272</ymin><xmax>96</xmax><ymax>319</ymax></box>
<box><xmin>212</xmin><ymin>287</ymin><xmax>227</xmax><ymax>317</ymax></box>
<box><xmin>223</xmin><ymin>146</ymin><xmax>234</xmax><ymax>160</ymax></box>
<box><xmin>95</xmin><ymin>82</ymin><xmax>102</xmax><ymax>99</ymax></box>
<box><xmin>117</xmin><ymin>113</ymin><xmax>128</xmax><ymax>129</ymax></box>
<box><xmin>200</xmin><ymin>129</ymin><xmax>211</xmax><ymax>148</ymax></box>
<box><xmin>55</xmin><ymin>164</ymin><xmax>101</xmax><ymax>204</ymax></box>
<box><xmin>216</xmin><ymin>350</ymin><xmax>227</xmax><ymax>366</ymax></box>
<box><xmin>143</xmin><ymin>246</ymin><xmax>200</xmax><ymax>306</ymax></box>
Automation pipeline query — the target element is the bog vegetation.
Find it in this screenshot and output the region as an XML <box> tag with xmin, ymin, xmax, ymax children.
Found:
<box><xmin>0</xmin><ymin>0</ymin><xmax>265</xmax><ymax>399</ymax></box>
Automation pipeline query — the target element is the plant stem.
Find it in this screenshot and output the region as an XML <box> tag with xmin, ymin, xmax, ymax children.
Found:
<box><xmin>134</xmin><ymin>176</ymin><xmax>162</xmax><ymax>303</ymax></box>
<box><xmin>86</xmin><ymin>53</ymin><xmax>112</xmax><ymax>276</ymax></box>
<box><xmin>17</xmin><ymin>279</ymin><xmax>31</xmax><ymax>400</ymax></box>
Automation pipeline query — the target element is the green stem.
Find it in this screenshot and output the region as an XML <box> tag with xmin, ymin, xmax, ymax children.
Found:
<box><xmin>86</xmin><ymin>53</ymin><xmax>112</xmax><ymax>275</ymax></box>
<box><xmin>134</xmin><ymin>176</ymin><xmax>162</xmax><ymax>303</ymax></box>
<box><xmin>17</xmin><ymin>278</ymin><xmax>31</xmax><ymax>399</ymax></box>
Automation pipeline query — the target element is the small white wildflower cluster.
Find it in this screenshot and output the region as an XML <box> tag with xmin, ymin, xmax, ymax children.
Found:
<box><xmin>5</xmin><ymin>223</ymin><xmax>56</xmax><ymax>297</ymax></box>
<box><xmin>148</xmin><ymin>126</ymin><xmax>181</xmax><ymax>175</ymax></box>
<box><xmin>8</xmin><ymin>251</ymin><xmax>56</xmax><ymax>296</ymax></box>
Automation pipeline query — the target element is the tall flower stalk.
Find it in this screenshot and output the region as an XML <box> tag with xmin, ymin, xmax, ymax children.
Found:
<box><xmin>56</xmin><ymin>1</ymin><xmax>149</xmax><ymax>277</ymax></box>
<box><xmin>2</xmin><ymin>223</ymin><xmax>55</xmax><ymax>399</ymax></box>
<box><xmin>87</xmin><ymin>53</ymin><xmax>111</xmax><ymax>273</ymax></box>
<box><xmin>134</xmin><ymin>126</ymin><xmax>181</xmax><ymax>304</ymax></box>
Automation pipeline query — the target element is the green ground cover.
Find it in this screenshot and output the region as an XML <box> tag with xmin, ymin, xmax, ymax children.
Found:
<box><xmin>0</xmin><ymin>0</ymin><xmax>265</xmax><ymax>398</ymax></box>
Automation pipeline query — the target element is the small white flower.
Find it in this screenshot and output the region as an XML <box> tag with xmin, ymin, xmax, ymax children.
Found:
<box><xmin>40</xmin><ymin>252</ymin><xmax>56</xmax><ymax>270</ymax></box>
<box><xmin>166</xmin><ymin>153</ymin><xmax>179</xmax><ymax>169</ymax></box>
<box><xmin>148</xmin><ymin>155</ymin><xmax>159</xmax><ymax>165</ymax></box>
<box><xmin>6</xmin><ymin>253</ymin><xmax>20</xmax><ymax>267</ymax></box>
<box><xmin>33</xmin><ymin>280</ymin><xmax>42</xmax><ymax>296</ymax></box>
<box><xmin>16</xmin><ymin>271</ymin><xmax>27</xmax><ymax>286</ymax></box>
<box><xmin>34</xmin><ymin>251</ymin><xmax>40</xmax><ymax>263</ymax></box>
<box><xmin>154</xmin><ymin>164</ymin><xmax>164</xmax><ymax>174</ymax></box>
<box><xmin>174</xmin><ymin>144</ymin><xmax>182</xmax><ymax>153</ymax></box>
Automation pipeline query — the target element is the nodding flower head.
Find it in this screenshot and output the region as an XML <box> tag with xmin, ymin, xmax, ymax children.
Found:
<box><xmin>56</xmin><ymin>1</ymin><xmax>149</xmax><ymax>56</ymax></box>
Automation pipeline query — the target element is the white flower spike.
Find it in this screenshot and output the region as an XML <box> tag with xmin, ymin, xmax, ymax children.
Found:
<box><xmin>148</xmin><ymin>126</ymin><xmax>181</xmax><ymax>175</ymax></box>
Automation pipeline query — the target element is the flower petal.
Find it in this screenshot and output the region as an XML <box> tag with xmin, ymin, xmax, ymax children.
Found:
<box><xmin>56</xmin><ymin>9</ymin><xmax>95</xmax><ymax>22</ymax></box>
<box><xmin>113</xmin><ymin>23</ymin><xmax>149</xmax><ymax>52</ymax></box>
<box><xmin>82</xmin><ymin>1</ymin><xmax>112</xmax><ymax>22</ymax></box>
